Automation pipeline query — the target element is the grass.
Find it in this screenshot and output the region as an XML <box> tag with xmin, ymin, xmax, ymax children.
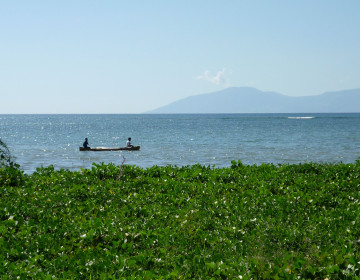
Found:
<box><xmin>1</xmin><ymin>160</ymin><xmax>360</xmax><ymax>279</ymax></box>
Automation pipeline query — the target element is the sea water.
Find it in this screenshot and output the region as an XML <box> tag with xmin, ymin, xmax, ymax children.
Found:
<box><xmin>1</xmin><ymin>113</ymin><xmax>359</xmax><ymax>173</ymax></box>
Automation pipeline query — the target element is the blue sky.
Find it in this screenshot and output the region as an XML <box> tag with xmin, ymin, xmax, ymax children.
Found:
<box><xmin>1</xmin><ymin>0</ymin><xmax>359</xmax><ymax>113</ymax></box>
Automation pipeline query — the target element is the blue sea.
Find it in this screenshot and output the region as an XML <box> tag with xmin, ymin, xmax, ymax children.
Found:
<box><xmin>1</xmin><ymin>114</ymin><xmax>359</xmax><ymax>173</ymax></box>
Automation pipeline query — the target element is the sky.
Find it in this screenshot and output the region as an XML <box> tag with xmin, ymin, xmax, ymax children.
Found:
<box><xmin>1</xmin><ymin>0</ymin><xmax>360</xmax><ymax>113</ymax></box>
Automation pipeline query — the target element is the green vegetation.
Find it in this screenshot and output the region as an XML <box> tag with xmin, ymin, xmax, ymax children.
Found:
<box><xmin>1</xmin><ymin>160</ymin><xmax>360</xmax><ymax>279</ymax></box>
<box><xmin>0</xmin><ymin>138</ymin><xmax>15</xmax><ymax>167</ymax></box>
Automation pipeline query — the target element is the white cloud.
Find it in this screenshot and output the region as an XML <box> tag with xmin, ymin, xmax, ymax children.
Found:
<box><xmin>195</xmin><ymin>68</ymin><xmax>231</xmax><ymax>86</ymax></box>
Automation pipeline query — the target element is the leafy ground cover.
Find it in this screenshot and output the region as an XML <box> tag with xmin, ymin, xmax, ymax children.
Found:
<box><xmin>1</xmin><ymin>160</ymin><xmax>360</xmax><ymax>279</ymax></box>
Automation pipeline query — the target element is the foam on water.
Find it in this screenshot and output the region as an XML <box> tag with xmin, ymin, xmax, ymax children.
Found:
<box><xmin>288</xmin><ymin>116</ymin><xmax>315</xmax><ymax>119</ymax></box>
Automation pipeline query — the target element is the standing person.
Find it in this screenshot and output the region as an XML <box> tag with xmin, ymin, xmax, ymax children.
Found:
<box><xmin>126</xmin><ymin>137</ymin><xmax>133</xmax><ymax>148</ymax></box>
<box><xmin>83</xmin><ymin>138</ymin><xmax>90</xmax><ymax>149</ymax></box>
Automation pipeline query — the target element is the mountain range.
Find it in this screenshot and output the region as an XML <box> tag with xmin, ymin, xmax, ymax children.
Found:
<box><xmin>146</xmin><ymin>87</ymin><xmax>360</xmax><ymax>113</ymax></box>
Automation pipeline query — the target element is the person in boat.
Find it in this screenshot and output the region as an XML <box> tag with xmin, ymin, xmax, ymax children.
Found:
<box><xmin>126</xmin><ymin>137</ymin><xmax>133</xmax><ymax>148</ymax></box>
<box><xmin>83</xmin><ymin>138</ymin><xmax>90</xmax><ymax>149</ymax></box>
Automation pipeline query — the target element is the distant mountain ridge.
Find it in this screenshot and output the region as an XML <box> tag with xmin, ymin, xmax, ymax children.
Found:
<box><xmin>146</xmin><ymin>87</ymin><xmax>360</xmax><ymax>113</ymax></box>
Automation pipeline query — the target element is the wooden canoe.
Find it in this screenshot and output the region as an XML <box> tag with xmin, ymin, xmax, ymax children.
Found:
<box><xmin>79</xmin><ymin>146</ymin><xmax>140</xmax><ymax>151</ymax></box>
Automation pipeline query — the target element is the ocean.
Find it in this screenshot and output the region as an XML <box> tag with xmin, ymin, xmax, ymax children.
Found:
<box><xmin>1</xmin><ymin>113</ymin><xmax>359</xmax><ymax>173</ymax></box>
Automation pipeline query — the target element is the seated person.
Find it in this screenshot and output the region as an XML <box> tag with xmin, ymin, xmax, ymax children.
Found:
<box><xmin>83</xmin><ymin>138</ymin><xmax>90</xmax><ymax>149</ymax></box>
<box><xmin>126</xmin><ymin>137</ymin><xmax>133</xmax><ymax>148</ymax></box>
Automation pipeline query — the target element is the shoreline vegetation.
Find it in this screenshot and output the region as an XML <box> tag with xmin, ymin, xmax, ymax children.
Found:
<box><xmin>1</xmin><ymin>159</ymin><xmax>360</xmax><ymax>279</ymax></box>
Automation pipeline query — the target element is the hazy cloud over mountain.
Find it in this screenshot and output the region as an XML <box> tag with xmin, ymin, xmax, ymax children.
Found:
<box><xmin>195</xmin><ymin>68</ymin><xmax>231</xmax><ymax>87</ymax></box>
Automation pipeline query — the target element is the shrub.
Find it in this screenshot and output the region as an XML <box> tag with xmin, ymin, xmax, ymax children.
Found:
<box><xmin>0</xmin><ymin>138</ymin><xmax>16</xmax><ymax>167</ymax></box>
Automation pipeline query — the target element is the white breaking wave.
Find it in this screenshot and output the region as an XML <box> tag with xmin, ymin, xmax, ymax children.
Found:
<box><xmin>288</xmin><ymin>116</ymin><xmax>315</xmax><ymax>119</ymax></box>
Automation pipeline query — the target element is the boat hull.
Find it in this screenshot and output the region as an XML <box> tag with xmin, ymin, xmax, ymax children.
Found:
<box><xmin>79</xmin><ymin>146</ymin><xmax>140</xmax><ymax>151</ymax></box>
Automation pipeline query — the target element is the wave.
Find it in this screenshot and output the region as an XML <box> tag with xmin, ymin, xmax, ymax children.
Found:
<box><xmin>288</xmin><ymin>116</ymin><xmax>315</xmax><ymax>119</ymax></box>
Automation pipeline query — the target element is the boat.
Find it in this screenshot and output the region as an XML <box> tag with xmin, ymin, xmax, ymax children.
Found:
<box><xmin>79</xmin><ymin>146</ymin><xmax>140</xmax><ymax>151</ymax></box>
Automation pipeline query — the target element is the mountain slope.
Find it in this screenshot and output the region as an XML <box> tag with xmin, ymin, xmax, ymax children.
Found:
<box><xmin>146</xmin><ymin>87</ymin><xmax>360</xmax><ymax>113</ymax></box>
